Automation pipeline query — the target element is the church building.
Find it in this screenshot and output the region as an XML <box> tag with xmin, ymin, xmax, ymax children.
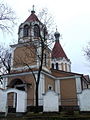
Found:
<box><xmin>1</xmin><ymin>8</ymin><xmax>89</xmax><ymax>113</ymax></box>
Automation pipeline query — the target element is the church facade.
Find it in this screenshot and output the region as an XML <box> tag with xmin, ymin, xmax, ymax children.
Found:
<box><xmin>1</xmin><ymin>8</ymin><xmax>89</xmax><ymax>113</ymax></box>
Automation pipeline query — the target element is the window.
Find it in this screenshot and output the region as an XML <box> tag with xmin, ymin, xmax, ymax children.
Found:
<box><xmin>24</xmin><ymin>25</ymin><xmax>29</xmax><ymax>37</ymax></box>
<box><xmin>48</xmin><ymin>85</ymin><xmax>53</xmax><ymax>90</ymax></box>
<box><xmin>52</xmin><ymin>63</ymin><xmax>54</xmax><ymax>69</ymax></box>
<box><xmin>34</xmin><ymin>25</ymin><xmax>40</xmax><ymax>37</ymax></box>
<box><xmin>56</xmin><ymin>63</ymin><xmax>59</xmax><ymax>70</ymax></box>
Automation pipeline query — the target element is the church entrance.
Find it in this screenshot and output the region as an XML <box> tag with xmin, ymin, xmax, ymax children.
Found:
<box><xmin>7</xmin><ymin>92</ymin><xmax>17</xmax><ymax>113</ymax></box>
<box><xmin>6</xmin><ymin>88</ymin><xmax>27</xmax><ymax>113</ymax></box>
<box><xmin>7</xmin><ymin>79</ymin><xmax>26</xmax><ymax>113</ymax></box>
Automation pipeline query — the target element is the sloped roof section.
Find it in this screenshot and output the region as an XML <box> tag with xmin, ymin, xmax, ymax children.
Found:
<box><xmin>51</xmin><ymin>41</ymin><xmax>68</xmax><ymax>60</ymax></box>
<box><xmin>25</xmin><ymin>11</ymin><xmax>40</xmax><ymax>22</ymax></box>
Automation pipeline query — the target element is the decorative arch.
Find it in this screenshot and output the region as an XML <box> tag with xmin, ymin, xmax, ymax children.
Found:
<box><xmin>24</xmin><ymin>25</ymin><xmax>29</xmax><ymax>37</ymax></box>
<box><xmin>8</xmin><ymin>78</ymin><xmax>26</xmax><ymax>91</ymax></box>
<box><xmin>34</xmin><ymin>24</ymin><xmax>40</xmax><ymax>37</ymax></box>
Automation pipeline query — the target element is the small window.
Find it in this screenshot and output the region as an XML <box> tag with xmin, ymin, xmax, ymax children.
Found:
<box><xmin>48</xmin><ymin>85</ymin><xmax>53</xmax><ymax>90</ymax></box>
<box><xmin>56</xmin><ymin>63</ymin><xmax>58</xmax><ymax>70</ymax></box>
<box><xmin>34</xmin><ymin>25</ymin><xmax>40</xmax><ymax>37</ymax></box>
<box><xmin>52</xmin><ymin>63</ymin><xmax>54</xmax><ymax>69</ymax></box>
<box><xmin>24</xmin><ymin>25</ymin><xmax>29</xmax><ymax>37</ymax></box>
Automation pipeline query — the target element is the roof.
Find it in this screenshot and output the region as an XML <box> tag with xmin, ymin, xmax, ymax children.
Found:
<box><xmin>51</xmin><ymin>41</ymin><xmax>68</xmax><ymax>60</ymax></box>
<box><xmin>25</xmin><ymin>11</ymin><xmax>40</xmax><ymax>22</ymax></box>
<box><xmin>51</xmin><ymin>69</ymin><xmax>83</xmax><ymax>77</ymax></box>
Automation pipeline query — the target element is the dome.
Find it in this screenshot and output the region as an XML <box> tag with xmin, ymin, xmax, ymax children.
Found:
<box><xmin>54</xmin><ymin>29</ymin><xmax>60</xmax><ymax>42</ymax></box>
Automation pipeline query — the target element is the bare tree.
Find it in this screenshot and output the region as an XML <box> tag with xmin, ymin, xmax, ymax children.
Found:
<box><xmin>84</xmin><ymin>42</ymin><xmax>90</xmax><ymax>62</ymax></box>
<box><xmin>38</xmin><ymin>8</ymin><xmax>55</xmax><ymax>42</ymax></box>
<box><xmin>14</xmin><ymin>32</ymin><xmax>50</xmax><ymax>111</ymax></box>
<box><xmin>15</xmin><ymin>8</ymin><xmax>55</xmax><ymax>111</ymax></box>
<box><xmin>0</xmin><ymin>45</ymin><xmax>11</xmax><ymax>74</ymax></box>
<box><xmin>0</xmin><ymin>0</ymin><xmax>17</xmax><ymax>34</ymax></box>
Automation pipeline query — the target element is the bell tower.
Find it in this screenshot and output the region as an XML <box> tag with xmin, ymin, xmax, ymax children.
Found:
<box><xmin>51</xmin><ymin>29</ymin><xmax>71</xmax><ymax>72</ymax></box>
<box><xmin>11</xmin><ymin>7</ymin><xmax>50</xmax><ymax>71</ymax></box>
<box><xmin>18</xmin><ymin>7</ymin><xmax>47</xmax><ymax>43</ymax></box>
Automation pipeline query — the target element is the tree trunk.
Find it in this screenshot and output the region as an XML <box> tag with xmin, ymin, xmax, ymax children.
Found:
<box><xmin>36</xmin><ymin>82</ymin><xmax>39</xmax><ymax>108</ymax></box>
<box><xmin>35</xmin><ymin>36</ymin><xmax>44</xmax><ymax>112</ymax></box>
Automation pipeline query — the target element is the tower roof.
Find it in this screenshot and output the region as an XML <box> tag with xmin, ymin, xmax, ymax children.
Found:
<box><xmin>25</xmin><ymin>8</ymin><xmax>40</xmax><ymax>22</ymax></box>
<box><xmin>51</xmin><ymin>42</ymin><xmax>68</xmax><ymax>59</ymax></box>
<box><xmin>51</xmin><ymin>30</ymin><xmax>68</xmax><ymax>60</ymax></box>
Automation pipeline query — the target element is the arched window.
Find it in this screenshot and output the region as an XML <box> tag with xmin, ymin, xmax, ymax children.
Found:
<box><xmin>8</xmin><ymin>79</ymin><xmax>25</xmax><ymax>91</ymax></box>
<box><xmin>24</xmin><ymin>25</ymin><xmax>29</xmax><ymax>37</ymax></box>
<box><xmin>56</xmin><ymin>63</ymin><xmax>59</xmax><ymax>70</ymax></box>
<box><xmin>34</xmin><ymin>25</ymin><xmax>40</xmax><ymax>37</ymax></box>
<box><xmin>52</xmin><ymin>63</ymin><xmax>54</xmax><ymax>69</ymax></box>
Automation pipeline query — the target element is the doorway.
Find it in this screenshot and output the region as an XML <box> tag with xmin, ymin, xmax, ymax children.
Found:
<box><xmin>7</xmin><ymin>92</ymin><xmax>17</xmax><ymax>113</ymax></box>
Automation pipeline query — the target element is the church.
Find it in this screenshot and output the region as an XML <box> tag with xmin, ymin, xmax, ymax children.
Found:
<box><xmin>0</xmin><ymin>8</ymin><xmax>90</xmax><ymax>113</ymax></box>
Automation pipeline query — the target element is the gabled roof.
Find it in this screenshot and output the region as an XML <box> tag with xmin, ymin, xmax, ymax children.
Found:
<box><xmin>25</xmin><ymin>11</ymin><xmax>40</xmax><ymax>22</ymax></box>
<box><xmin>51</xmin><ymin>41</ymin><xmax>68</xmax><ymax>60</ymax></box>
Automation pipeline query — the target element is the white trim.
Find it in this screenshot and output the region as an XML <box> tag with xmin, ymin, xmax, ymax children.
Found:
<box><xmin>51</xmin><ymin>57</ymin><xmax>71</xmax><ymax>72</ymax></box>
<box><xmin>38</xmin><ymin>73</ymin><xmax>45</xmax><ymax>105</ymax></box>
<box><xmin>75</xmin><ymin>76</ymin><xmax>82</xmax><ymax>106</ymax></box>
<box><xmin>75</xmin><ymin>76</ymin><xmax>82</xmax><ymax>94</ymax></box>
<box><xmin>12</xmin><ymin>65</ymin><xmax>38</xmax><ymax>71</ymax></box>
<box><xmin>2</xmin><ymin>70</ymin><xmax>81</xmax><ymax>82</ymax></box>
<box><xmin>55</xmin><ymin>80</ymin><xmax>61</xmax><ymax>105</ymax></box>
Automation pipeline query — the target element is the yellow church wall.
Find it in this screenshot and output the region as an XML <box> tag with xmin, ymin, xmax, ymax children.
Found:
<box><xmin>13</xmin><ymin>46</ymin><xmax>37</xmax><ymax>68</ymax></box>
<box><xmin>45</xmin><ymin>75</ymin><xmax>55</xmax><ymax>92</ymax></box>
<box><xmin>60</xmin><ymin>78</ymin><xmax>77</xmax><ymax>106</ymax></box>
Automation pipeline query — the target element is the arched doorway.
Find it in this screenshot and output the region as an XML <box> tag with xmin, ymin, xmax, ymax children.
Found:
<box><xmin>7</xmin><ymin>92</ymin><xmax>17</xmax><ymax>113</ymax></box>
<box><xmin>6</xmin><ymin>88</ymin><xmax>27</xmax><ymax>113</ymax></box>
<box><xmin>7</xmin><ymin>79</ymin><xmax>26</xmax><ymax>113</ymax></box>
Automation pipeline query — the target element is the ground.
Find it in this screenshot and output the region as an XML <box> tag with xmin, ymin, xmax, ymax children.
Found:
<box><xmin>1</xmin><ymin>112</ymin><xmax>90</xmax><ymax>120</ymax></box>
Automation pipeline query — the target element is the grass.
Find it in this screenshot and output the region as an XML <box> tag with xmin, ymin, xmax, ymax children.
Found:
<box><xmin>1</xmin><ymin>111</ymin><xmax>90</xmax><ymax>120</ymax></box>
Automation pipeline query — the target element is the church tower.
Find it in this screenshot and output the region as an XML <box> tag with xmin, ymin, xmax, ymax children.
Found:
<box><xmin>51</xmin><ymin>29</ymin><xmax>71</xmax><ymax>72</ymax></box>
<box><xmin>11</xmin><ymin>7</ymin><xmax>50</xmax><ymax>71</ymax></box>
<box><xmin>18</xmin><ymin>8</ymin><xmax>47</xmax><ymax>43</ymax></box>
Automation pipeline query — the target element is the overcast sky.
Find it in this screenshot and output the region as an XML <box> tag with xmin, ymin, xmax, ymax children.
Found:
<box><xmin>1</xmin><ymin>0</ymin><xmax>90</xmax><ymax>75</ymax></box>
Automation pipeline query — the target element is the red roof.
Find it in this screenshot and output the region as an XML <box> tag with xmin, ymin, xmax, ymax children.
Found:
<box><xmin>25</xmin><ymin>11</ymin><xmax>40</xmax><ymax>22</ymax></box>
<box><xmin>51</xmin><ymin>41</ymin><xmax>68</xmax><ymax>59</ymax></box>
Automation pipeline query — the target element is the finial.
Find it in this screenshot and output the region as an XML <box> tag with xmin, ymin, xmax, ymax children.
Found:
<box><xmin>56</xmin><ymin>26</ymin><xmax>57</xmax><ymax>32</ymax></box>
<box><xmin>32</xmin><ymin>5</ymin><xmax>35</xmax><ymax>11</ymax></box>
<box><xmin>31</xmin><ymin>5</ymin><xmax>35</xmax><ymax>14</ymax></box>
